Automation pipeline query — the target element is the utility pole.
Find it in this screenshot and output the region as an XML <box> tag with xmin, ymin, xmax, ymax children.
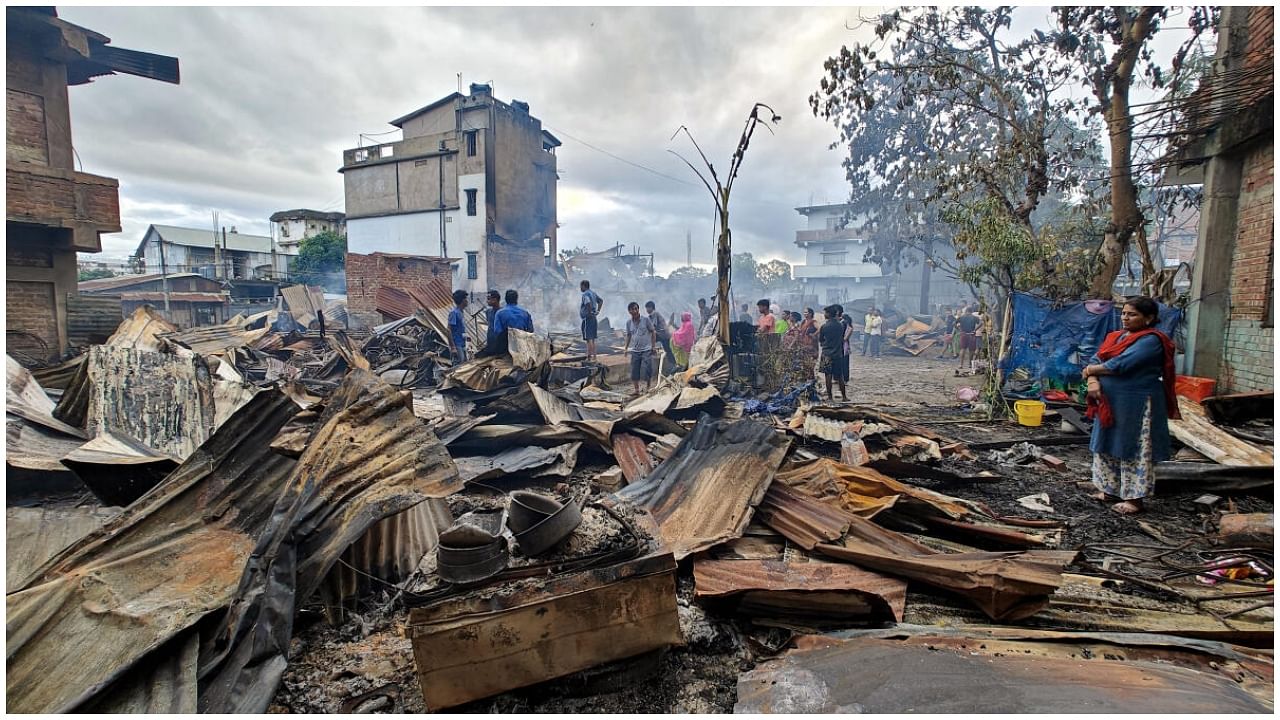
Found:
<box><xmin>158</xmin><ymin>236</ymin><xmax>171</xmax><ymax>313</ymax></box>
<box><xmin>212</xmin><ymin>211</ymin><xmax>222</xmax><ymax>280</ymax></box>
<box><xmin>222</xmin><ymin>227</ymin><xmax>229</xmax><ymax>279</ymax></box>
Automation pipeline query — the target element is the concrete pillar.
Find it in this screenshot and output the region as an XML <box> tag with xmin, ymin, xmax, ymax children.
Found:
<box><xmin>1186</xmin><ymin>155</ymin><xmax>1243</xmax><ymax>379</ymax></box>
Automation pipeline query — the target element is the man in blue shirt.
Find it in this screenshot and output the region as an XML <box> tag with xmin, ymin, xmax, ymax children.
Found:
<box><xmin>579</xmin><ymin>279</ymin><xmax>603</xmax><ymax>362</ymax></box>
<box><xmin>447</xmin><ymin>289</ymin><xmax>469</xmax><ymax>364</ymax></box>
<box><xmin>489</xmin><ymin>289</ymin><xmax>533</xmax><ymax>356</ymax></box>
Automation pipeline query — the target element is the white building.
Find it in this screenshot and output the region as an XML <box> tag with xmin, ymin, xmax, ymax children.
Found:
<box><xmin>791</xmin><ymin>203</ymin><xmax>886</xmax><ymax>306</ymax></box>
<box><xmin>269</xmin><ymin>209</ymin><xmax>346</xmax><ymax>256</ymax></box>
<box><xmin>339</xmin><ymin>83</ymin><xmax>559</xmax><ymax>295</ymax></box>
<box><xmin>133</xmin><ymin>224</ymin><xmax>278</xmax><ymax>280</ymax></box>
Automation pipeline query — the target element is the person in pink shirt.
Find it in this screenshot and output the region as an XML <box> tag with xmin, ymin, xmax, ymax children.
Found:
<box><xmin>756</xmin><ymin>299</ymin><xmax>776</xmax><ymax>334</ymax></box>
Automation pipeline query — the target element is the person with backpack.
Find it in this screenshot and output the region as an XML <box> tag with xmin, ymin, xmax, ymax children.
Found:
<box><xmin>579</xmin><ymin>280</ymin><xmax>603</xmax><ymax>362</ymax></box>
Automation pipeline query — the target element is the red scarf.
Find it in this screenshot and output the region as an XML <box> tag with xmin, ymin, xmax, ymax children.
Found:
<box><xmin>1085</xmin><ymin>328</ymin><xmax>1181</xmax><ymax>428</ymax></box>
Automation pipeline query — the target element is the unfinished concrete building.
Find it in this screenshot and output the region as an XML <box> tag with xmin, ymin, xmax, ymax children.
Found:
<box><xmin>340</xmin><ymin>83</ymin><xmax>560</xmax><ymax>296</ymax></box>
<box><xmin>5</xmin><ymin>7</ymin><xmax>178</xmax><ymax>362</ymax></box>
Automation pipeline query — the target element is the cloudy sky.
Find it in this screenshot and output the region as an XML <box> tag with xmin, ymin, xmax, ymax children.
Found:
<box><xmin>60</xmin><ymin>5</ymin><xmax>908</xmax><ymax>273</ymax></box>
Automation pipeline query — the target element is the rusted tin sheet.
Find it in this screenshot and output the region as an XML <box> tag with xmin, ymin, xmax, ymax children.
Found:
<box><xmin>318</xmin><ymin>498</ymin><xmax>453</xmax><ymax>625</ymax></box>
<box><xmin>611</xmin><ymin>432</ymin><xmax>654</xmax><ymax>485</ymax></box>
<box><xmin>820</xmin><ymin>624</ymin><xmax>1274</xmax><ymax>704</ymax></box>
<box><xmin>618</xmin><ymin>416</ymin><xmax>790</xmax><ymax>560</ymax></box>
<box><xmin>5</xmin><ymin>505</ymin><xmax>119</xmax><ymax>590</ymax></box>
<box><xmin>6</xmin><ymin>355</ymin><xmax>86</xmax><ymax>438</ymax></box>
<box><xmin>4</xmin><ymin>416</ymin><xmax>83</xmax><ymax>472</ymax></box>
<box><xmin>160</xmin><ymin>323</ymin><xmax>271</xmax><ymax>357</ymax></box>
<box><xmin>51</xmin><ymin>345</ymin><xmax>218</xmax><ymax>461</ymax></box>
<box><xmin>735</xmin><ymin>635</ymin><xmax>1271</xmax><ymax>713</ymax></box>
<box><xmin>407</xmin><ymin>543</ymin><xmax>682</xmax><ymax>710</ymax></box>
<box><xmin>815</xmin><ymin>514</ymin><xmax>1077</xmax><ymax>621</ymax></box>
<box><xmin>30</xmin><ymin>353</ymin><xmax>85</xmax><ymax>390</ymax></box>
<box><xmin>775</xmin><ymin>457</ymin><xmax>969</xmax><ymax>520</ymax></box>
<box><xmin>756</xmin><ymin>482</ymin><xmax>853</xmax><ymax>550</ymax></box>
<box><xmin>6</xmin><ymin>391</ymin><xmax>301</xmax><ymax>714</ymax></box>
<box><xmin>282</xmin><ymin>283</ymin><xmax>324</xmax><ymax>326</ymax></box>
<box><xmin>453</xmin><ymin>443</ymin><xmax>580</xmax><ymax>483</ymax></box>
<box><xmin>693</xmin><ymin>558</ymin><xmax>906</xmax><ymax>621</ymax></box>
<box><xmin>105</xmin><ymin>305</ymin><xmax>179</xmax><ymax>353</ymax></box>
<box><xmin>60</xmin><ymin>430</ymin><xmax>180</xmax><ymax>506</ymax></box>
<box><xmin>529</xmin><ymin>382</ymin><xmax>578</xmax><ymax>424</ymax></box>
<box><xmin>198</xmin><ymin>369</ymin><xmax>463</xmax><ymax>713</ymax></box>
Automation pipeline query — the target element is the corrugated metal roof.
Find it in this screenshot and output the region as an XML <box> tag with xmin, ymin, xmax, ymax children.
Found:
<box><xmin>618</xmin><ymin>417</ymin><xmax>791</xmax><ymax>560</ymax></box>
<box><xmin>119</xmin><ymin>292</ymin><xmax>227</xmax><ymax>303</ymax></box>
<box><xmin>78</xmin><ymin>272</ymin><xmax>204</xmax><ymax>293</ymax></box>
<box><xmin>755</xmin><ymin>482</ymin><xmax>853</xmax><ymax>550</ymax></box>
<box><xmin>6</xmin><ymin>505</ymin><xmax>119</xmax><ymax>590</ymax></box>
<box><xmin>146</xmin><ymin>224</ymin><xmax>273</xmax><ymax>253</ymax></box>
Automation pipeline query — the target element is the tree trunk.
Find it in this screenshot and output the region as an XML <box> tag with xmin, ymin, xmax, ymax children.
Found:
<box><xmin>1088</xmin><ymin>8</ymin><xmax>1159</xmax><ymax>299</ymax></box>
<box><xmin>716</xmin><ymin>195</ymin><xmax>732</xmax><ymax>346</ymax></box>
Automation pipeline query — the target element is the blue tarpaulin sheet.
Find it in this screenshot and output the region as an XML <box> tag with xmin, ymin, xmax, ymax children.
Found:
<box><xmin>1001</xmin><ymin>292</ymin><xmax>1182</xmax><ymax>391</ymax></box>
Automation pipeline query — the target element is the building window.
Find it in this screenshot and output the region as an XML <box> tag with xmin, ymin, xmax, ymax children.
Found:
<box><xmin>822</xmin><ymin>252</ymin><xmax>848</xmax><ymax>266</ymax></box>
<box><xmin>466</xmin><ymin>251</ymin><xmax>479</xmax><ymax>280</ymax></box>
<box><xmin>465</xmin><ymin>189</ymin><xmax>477</xmax><ymax>216</ymax></box>
<box><xmin>279</xmin><ymin>224</ymin><xmax>289</xmax><ymax>238</ymax></box>
<box><xmin>465</xmin><ymin>130</ymin><xmax>478</xmax><ymax>157</ymax></box>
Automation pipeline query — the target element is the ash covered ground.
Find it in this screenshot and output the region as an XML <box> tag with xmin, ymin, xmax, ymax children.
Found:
<box><xmin>271</xmin><ymin>353</ymin><xmax>1272</xmax><ymax>714</ymax></box>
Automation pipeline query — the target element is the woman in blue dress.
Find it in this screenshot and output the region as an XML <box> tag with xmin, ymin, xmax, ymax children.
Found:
<box><xmin>1081</xmin><ymin>297</ymin><xmax>1180</xmax><ymax>515</ymax></box>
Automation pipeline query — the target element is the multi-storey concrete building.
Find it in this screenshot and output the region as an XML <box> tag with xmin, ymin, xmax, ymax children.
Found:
<box><xmin>791</xmin><ymin>203</ymin><xmax>885</xmax><ymax>306</ymax></box>
<box><xmin>340</xmin><ymin>83</ymin><xmax>560</xmax><ymax>295</ymax></box>
<box><xmin>269</xmin><ymin>209</ymin><xmax>346</xmax><ymax>255</ymax></box>
<box><xmin>5</xmin><ymin>7</ymin><xmax>178</xmax><ymax>361</ymax></box>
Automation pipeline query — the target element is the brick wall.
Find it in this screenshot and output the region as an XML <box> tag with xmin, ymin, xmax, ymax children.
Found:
<box><xmin>1220</xmin><ymin>139</ymin><xmax>1274</xmax><ymax>392</ymax></box>
<box><xmin>6</xmin><ymin>89</ymin><xmax>49</xmax><ymax>165</ymax></box>
<box><xmin>345</xmin><ymin>252</ymin><xmax>452</xmax><ymax>312</ymax></box>
<box><xmin>6</xmin><ymin>280</ymin><xmax>59</xmax><ymax>360</ymax></box>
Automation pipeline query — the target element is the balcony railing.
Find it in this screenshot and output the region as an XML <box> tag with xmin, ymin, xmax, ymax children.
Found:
<box><xmin>793</xmin><ymin>263</ymin><xmax>883</xmax><ymax>280</ymax></box>
<box><xmin>795</xmin><ymin>228</ymin><xmax>865</xmax><ymax>245</ymax></box>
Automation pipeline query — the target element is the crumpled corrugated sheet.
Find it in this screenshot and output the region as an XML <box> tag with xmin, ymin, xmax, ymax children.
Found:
<box><xmin>618</xmin><ymin>415</ymin><xmax>791</xmax><ymax>560</ymax></box>
<box><xmin>7</xmin><ymin>369</ymin><xmax>464</xmax><ymax>713</ymax></box>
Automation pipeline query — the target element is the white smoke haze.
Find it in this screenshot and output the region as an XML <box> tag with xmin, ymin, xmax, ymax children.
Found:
<box><xmin>58</xmin><ymin>6</ymin><xmax>872</xmax><ymax>272</ymax></box>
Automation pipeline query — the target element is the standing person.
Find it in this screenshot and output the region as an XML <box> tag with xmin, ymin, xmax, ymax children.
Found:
<box><xmin>756</xmin><ymin>299</ymin><xmax>776</xmax><ymax>334</ymax></box>
<box><xmin>645</xmin><ymin>301</ymin><xmax>673</xmax><ymax>370</ymax></box>
<box><xmin>738</xmin><ymin>303</ymin><xmax>753</xmax><ymax>324</ymax></box>
<box><xmin>672</xmin><ymin>310</ymin><xmax>696</xmax><ymax>369</ymax></box>
<box><xmin>447</xmin><ymin>289</ymin><xmax>469</xmax><ymax>363</ymax></box>
<box><xmin>488</xmin><ymin>289</ymin><xmax>533</xmax><ymax>357</ymax></box>
<box><xmin>939</xmin><ymin>306</ymin><xmax>958</xmax><ymax>359</ymax></box>
<box><xmin>579</xmin><ymin>280</ymin><xmax>603</xmax><ymax>362</ymax></box>
<box><xmin>818</xmin><ymin>305</ymin><xmax>849</xmax><ymax>401</ymax></box>
<box><xmin>1082</xmin><ymin>297</ymin><xmax>1180</xmax><ymax>515</ymax></box>
<box><xmin>860</xmin><ymin>305</ymin><xmax>878</xmax><ymax>356</ymax></box>
<box><xmin>476</xmin><ymin>290</ymin><xmax>502</xmax><ymax>357</ymax></box>
<box><xmin>773</xmin><ymin>304</ymin><xmax>789</xmax><ymax>334</ymax></box>
<box><xmin>696</xmin><ymin>298</ymin><xmax>712</xmax><ymax>333</ymax></box>
<box><xmin>867</xmin><ymin>308</ymin><xmax>884</xmax><ymax>358</ymax></box>
<box><xmin>835</xmin><ymin>304</ymin><xmax>854</xmax><ymax>376</ymax></box>
<box><xmin>956</xmin><ymin>306</ymin><xmax>981</xmax><ymax>371</ymax></box>
<box><xmin>624</xmin><ymin>301</ymin><xmax>657</xmax><ymax>395</ymax></box>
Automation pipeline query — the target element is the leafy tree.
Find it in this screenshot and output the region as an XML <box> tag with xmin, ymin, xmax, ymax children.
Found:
<box><xmin>1050</xmin><ymin>6</ymin><xmax>1217</xmax><ymax>297</ymax></box>
<box><xmin>667</xmin><ymin>265</ymin><xmax>712</xmax><ymax>280</ymax></box>
<box><xmin>811</xmin><ymin>8</ymin><xmax>1097</xmax><ymax>279</ymax></box>
<box><xmin>293</xmin><ymin>230</ymin><xmax>347</xmax><ymax>292</ymax></box>
<box><xmin>731</xmin><ymin>252</ymin><xmax>759</xmax><ymax>287</ymax></box>
<box><xmin>812</xmin><ymin>6</ymin><xmax>1214</xmax><ymax>300</ymax></box>
<box><xmin>756</xmin><ymin>259</ymin><xmax>792</xmax><ymax>289</ymax></box>
<box><xmin>78</xmin><ymin>267</ymin><xmax>117</xmax><ymax>281</ymax></box>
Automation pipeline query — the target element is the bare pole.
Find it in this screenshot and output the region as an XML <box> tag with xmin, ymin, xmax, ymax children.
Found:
<box><xmin>669</xmin><ymin>103</ymin><xmax>780</xmax><ymax>346</ymax></box>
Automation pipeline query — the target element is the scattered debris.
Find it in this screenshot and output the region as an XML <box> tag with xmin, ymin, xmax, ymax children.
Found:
<box><xmin>1016</xmin><ymin>493</ymin><xmax>1055</xmax><ymax>514</ymax></box>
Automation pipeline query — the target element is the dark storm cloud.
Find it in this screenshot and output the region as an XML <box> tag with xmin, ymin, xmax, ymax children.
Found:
<box><xmin>58</xmin><ymin>6</ymin><xmax>871</xmax><ymax>269</ymax></box>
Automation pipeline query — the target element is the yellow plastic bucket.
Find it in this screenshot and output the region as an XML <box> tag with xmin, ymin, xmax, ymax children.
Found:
<box><xmin>1014</xmin><ymin>399</ymin><xmax>1046</xmax><ymax>427</ymax></box>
